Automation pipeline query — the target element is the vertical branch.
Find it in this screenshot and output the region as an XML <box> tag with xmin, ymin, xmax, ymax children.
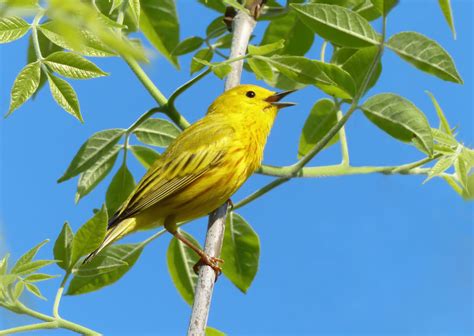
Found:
<box><xmin>187</xmin><ymin>6</ymin><xmax>259</xmax><ymax>336</ymax></box>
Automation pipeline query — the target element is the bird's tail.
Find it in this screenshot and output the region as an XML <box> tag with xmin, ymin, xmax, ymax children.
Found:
<box><xmin>83</xmin><ymin>218</ymin><xmax>136</xmax><ymax>264</ymax></box>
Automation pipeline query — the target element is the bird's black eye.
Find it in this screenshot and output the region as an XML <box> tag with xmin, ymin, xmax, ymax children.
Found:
<box><xmin>246</xmin><ymin>91</ymin><xmax>256</xmax><ymax>98</ymax></box>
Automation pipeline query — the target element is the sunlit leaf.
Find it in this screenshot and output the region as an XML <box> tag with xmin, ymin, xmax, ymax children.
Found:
<box><xmin>134</xmin><ymin>118</ymin><xmax>181</xmax><ymax>148</ymax></box>
<box><xmin>424</xmin><ymin>154</ymin><xmax>456</xmax><ymax>183</ymax></box>
<box><xmin>172</xmin><ymin>36</ymin><xmax>204</xmax><ymax>56</ymax></box>
<box><xmin>206</xmin><ymin>327</ymin><xmax>226</xmax><ymax>336</ymax></box>
<box><xmin>291</xmin><ymin>3</ymin><xmax>379</xmax><ymax>48</ymax></box>
<box><xmin>11</xmin><ymin>240</ymin><xmax>49</xmax><ymax>274</ymax></box>
<box><xmin>0</xmin><ymin>16</ymin><xmax>30</xmax><ymax>44</ymax></box>
<box><xmin>425</xmin><ymin>91</ymin><xmax>452</xmax><ymax>136</ymax></box>
<box><xmin>46</xmin><ymin>73</ymin><xmax>82</xmax><ymax>122</ymax></box>
<box><xmin>54</xmin><ymin>222</ymin><xmax>74</xmax><ymax>271</ymax></box>
<box><xmin>44</xmin><ymin>51</ymin><xmax>108</xmax><ymax>79</ymax></box>
<box><xmin>25</xmin><ymin>282</ymin><xmax>46</xmax><ymax>300</ymax></box>
<box><xmin>191</xmin><ymin>48</ymin><xmax>213</xmax><ymax>74</ymax></box>
<box><xmin>130</xmin><ymin>145</ymin><xmax>160</xmax><ymax>169</ymax></box>
<box><xmin>361</xmin><ymin>93</ymin><xmax>433</xmax><ymax>155</ymax></box>
<box><xmin>340</xmin><ymin>46</ymin><xmax>381</xmax><ymax>96</ymax></box>
<box><xmin>58</xmin><ymin>129</ymin><xmax>125</xmax><ymax>182</ymax></box>
<box><xmin>369</xmin><ymin>0</ymin><xmax>398</xmax><ymax>16</ymax></box>
<box><xmin>70</xmin><ymin>205</ymin><xmax>108</xmax><ymax>266</ymax></box>
<box><xmin>438</xmin><ymin>0</ymin><xmax>456</xmax><ymax>39</ymax></box>
<box><xmin>7</xmin><ymin>61</ymin><xmax>41</xmax><ymax>116</ymax></box>
<box><xmin>387</xmin><ymin>32</ymin><xmax>462</xmax><ymax>84</ymax></box>
<box><xmin>248</xmin><ymin>39</ymin><xmax>285</xmax><ymax>56</ymax></box>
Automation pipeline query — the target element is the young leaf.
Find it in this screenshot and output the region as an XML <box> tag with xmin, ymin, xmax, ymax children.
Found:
<box><xmin>354</xmin><ymin>0</ymin><xmax>382</xmax><ymax>21</ymax></box>
<box><xmin>105</xmin><ymin>165</ymin><xmax>136</xmax><ymax>218</ymax></box>
<box><xmin>167</xmin><ymin>230</ymin><xmax>201</xmax><ymax>305</ymax></box>
<box><xmin>172</xmin><ymin>36</ymin><xmax>204</xmax><ymax>56</ymax></box>
<box><xmin>455</xmin><ymin>157</ymin><xmax>468</xmax><ymax>189</ymax></box>
<box><xmin>387</xmin><ymin>32</ymin><xmax>462</xmax><ymax>84</ymax></box>
<box><xmin>369</xmin><ymin>0</ymin><xmax>398</xmax><ymax>16</ymax></box>
<box><xmin>13</xmin><ymin>281</ymin><xmax>24</xmax><ymax>300</ymax></box>
<box><xmin>248</xmin><ymin>58</ymin><xmax>274</xmax><ymax>82</ymax></box>
<box><xmin>206</xmin><ymin>327</ymin><xmax>226</xmax><ymax>336</ymax></box>
<box><xmin>298</xmin><ymin>99</ymin><xmax>339</xmax><ymax>159</ymax></box>
<box><xmin>70</xmin><ymin>206</ymin><xmax>108</xmax><ymax>266</ymax></box>
<box><xmin>54</xmin><ymin>222</ymin><xmax>74</xmax><ymax>270</ymax></box>
<box><xmin>424</xmin><ymin>154</ymin><xmax>456</xmax><ymax>183</ymax></box>
<box><xmin>0</xmin><ymin>254</ymin><xmax>9</xmax><ymax>275</ymax></box>
<box><xmin>361</xmin><ymin>93</ymin><xmax>433</xmax><ymax>155</ymax></box>
<box><xmin>212</xmin><ymin>63</ymin><xmax>232</xmax><ymax>79</ymax></box>
<box><xmin>7</xmin><ymin>61</ymin><xmax>41</xmax><ymax>116</ymax></box>
<box><xmin>140</xmin><ymin>0</ymin><xmax>179</xmax><ymax>67</ymax></box>
<box><xmin>58</xmin><ymin>129</ymin><xmax>126</xmax><ymax>182</ymax></box>
<box><xmin>248</xmin><ymin>39</ymin><xmax>285</xmax><ymax>56</ymax></box>
<box><xmin>221</xmin><ymin>213</ymin><xmax>260</xmax><ymax>293</ymax></box>
<box><xmin>438</xmin><ymin>0</ymin><xmax>456</xmax><ymax>39</ymax></box>
<box><xmin>39</xmin><ymin>21</ymin><xmax>115</xmax><ymax>57</ymax></box>
<box><xmin>67</xmin><ymin>243</ymin><xmax>143</xmax><ymax>295</ymax></box>
<box><xmin>44</xmin><ymin>51</ymin><xmax>108</xmax><ymax>79</ymax></box>
<box><xmin>261</xmin><ymin>11</ymin><xmax>314</xmax><ymax>56</ymax></box>
<box><xmin>72</xmin><ymin>256</ymin><xmax>127</xmax><ymax>277</ymax></box>
<box><xmin>130</xmin><ymin>145</ymin><xmax>160</xmax><ymax>169</ymax></box>
<box><xmin>128</xmin><ymin>0</ymin><xmax>141</xmax><ymax>27</ymax></box>
<box><xmin>24</xmin><ymin>273</ymin><xmax>58</xmax><ymax>283</ymax></box>
<box><xmin>11</xmin><ymin>260</ymin><xmax>56</xmax><ymax>276</ymax></box>
<box><xmin>461</xmin><ymin>175</ymin><xmax>474</xmax><ymax>200</ymax></box>
<box><xmin>191</xmin><ymin>48</ymin><xmax>213</xmax><ymax>74</ymax></box>
<box><xmin>291</xmin><ymin>3</ymin><xmax>380</xmax><ymax>48</ymax></box>
<box><xmin>134</xmin><ymin>118</ymin><xmax>181</xmax><ymax>148</ymax></box>
<box><xmin>76</xmin><ymin>145</ymin><xmax>122</xmax><ymax>203</ymax></box>
<box><xmin>11</xmin><ymin>240</ymin><xmax>49</xmax><ymax>274</ymax></box>
<box><xmin>206</xmin><ymin>16</ymin><xmax>227</xmax><ymax>39</ymax></box>
<box><xmin>425</xmin><ymin>91</ymin><xmax>452</xmax><ymax>136</ymax></box>
<box><xmin>0</xmin><ymin>16</ymin><xmax>30</xmax><ymax>44</ymax></box>
<box><xmin>341</xmin><ymin>46</ymin><xmax>381</xmax><ymax>96</ymax></box>
<box><xmin>46</xmin><ymin>73</ymin><xmax>82</xmax><ymax>122</ymax></box>
<box><xmin>25</xmin><ymin>283</ymin><xmax>46</xmax><ymax>300</ymax></box>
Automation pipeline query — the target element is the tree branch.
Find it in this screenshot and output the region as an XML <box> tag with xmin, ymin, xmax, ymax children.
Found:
<box><xmin>187</xmin><ymin>7</ymin><xmax>258</xmax><ymax>335</ymax></box>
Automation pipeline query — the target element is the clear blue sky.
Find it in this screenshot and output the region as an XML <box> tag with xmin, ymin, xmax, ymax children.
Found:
<box><xmin>1</xmin><ymin>1</ymin><xmax>472</xmax><ymax>335</ymax></box>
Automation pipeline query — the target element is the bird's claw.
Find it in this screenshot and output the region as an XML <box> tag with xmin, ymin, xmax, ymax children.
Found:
<box><xmin>193</xmin><ymin>254</ymin><xmax>224</xmax><ymax>281</ymax></box>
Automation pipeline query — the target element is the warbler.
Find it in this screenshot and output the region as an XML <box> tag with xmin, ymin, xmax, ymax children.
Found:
<box><xmin>85</xmin><ymin>85</ymin><xmax>296</xmax><ymax>272</ymax></box>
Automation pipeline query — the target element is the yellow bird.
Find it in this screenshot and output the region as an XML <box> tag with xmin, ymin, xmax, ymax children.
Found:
<box><xmin>85</xmin><ymin>84</ymin><xmax>296</xmax><ymax>272</ymax></box>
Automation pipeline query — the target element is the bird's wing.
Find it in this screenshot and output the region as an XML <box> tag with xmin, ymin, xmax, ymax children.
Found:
<box><xmin>108</xmin><ymin>119</ymin><xmax>235</xmax><ymax>228</ymax></box>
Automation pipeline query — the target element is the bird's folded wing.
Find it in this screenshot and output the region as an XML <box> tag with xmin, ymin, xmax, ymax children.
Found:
<box><xmin>108</xmin><ymin>120</ymin><xmax>235</xmax><ymax>228</ymax></box>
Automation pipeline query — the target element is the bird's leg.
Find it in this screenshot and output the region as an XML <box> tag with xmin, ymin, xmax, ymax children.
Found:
<box><xmin>164</xmin><ymin>220</ymin><xmax>223</xmax><ymax>279</ymax></box>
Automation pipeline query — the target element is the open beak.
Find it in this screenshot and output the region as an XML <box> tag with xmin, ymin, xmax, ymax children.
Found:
<box><xmin>265</xmin><ymin>89</ymin><xmax>297</xmax><ymax>109</ymax></box>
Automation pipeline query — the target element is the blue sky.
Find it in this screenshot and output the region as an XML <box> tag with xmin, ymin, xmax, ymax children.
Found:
<box><xmin>1</xmin><ymin>1</ymin><xmax>472</xmax><ymax>335</ymax></box>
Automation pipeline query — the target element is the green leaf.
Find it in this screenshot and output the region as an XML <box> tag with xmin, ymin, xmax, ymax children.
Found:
<box><xmin>54</xmin><ymin>222</ymin><xmax>74</xmax><ymax>271</ymax></box>
<box><xmin>212</xmin><ymin>63</ymin><xmax>232</xmax><ymax>79</ymax></box>
<box><xmin>214</xmin><ymin>34</ymin><xmax>232</xmax><ymax>49</ymax></box>
<box><xmin>76</xmin><ymin>145</ymin><xmax>122</xmax><ymax>203</ymax></box>
<box><xmin>298</xmin><ymin>98</ymin><xmax>339</xmax><ymax>159</ymax></box>
<box><xmin>206</xmin><ymin>327</ymin><xmax>226</xmax><ymax>336</ymax></box>
<box><xmin>424</xmin><ymin>154</ymin><xmax>456</xmax><ymax>183</ymax></box>
<box><xmin>130</xmin><ymin>145</ymin><xmax>160</xmax><ymax>169</ymax></box>
<box><xmin>386</xmin><ymin>32</ymin><xmax>462</xmax><ymax>84</ymax></box>
<box><xmin>7</xmin><ymin>61</ymin><xmax>41</xmax><ymax>116</ymax></box>
<box><xmin>24</xmin><ymin>273</ymin><xmax>58</xmax><ymax>282</ymax></box>
<box><xmin>172</xmin><ymin>36</ymin><xmax>204</xmax><ymax>56</ymax></box>
<box><xmin>438</xmin><ymin>0</ymin><xmax>456</xmax><ymax>39</ymax></box>
<box><xmin>461</xmin><ymin>174</ymin><xmax>474</xmax><ymax>200</ymax></box>
<box><xmin>0</xmin><ymin>254</ymin><xmax>9</xmax><ymax>275</ymax></box>
<box><xmin>248</xmin><ymin>39</ymin><xmax>285</xmax><ymax>56</ymax></box>
<box><xmin>39</xmin><ymin>21</ymin><xmax>115</xmax><ymax>57</ymax></box>
<box><xmin>134</xmin><ymin>118</ymin><xmax>181</xmax><ymax>147</ymax></box>
<box><xmin>248</xmin><ymin>58</ymin><xmax>274</xmax><ymax>82</ymax></box>
<box><xmin>105</xmin><ymin>165</ymin><xmax>135</xmax><ymax>217</ymax></box>
<box><xmin>167</xmin><ymin>230</ymin><xmax>200</xmax><ymax>305</ymax></box>
<box><xmin>140</xmin><ymin>0</ymin><xmax>179</xmax><ymax>67</ymax></box>
<box><xmin>11</xmin><ymin>240</ymin><xmax>49</xmax><ymax>274</ymax></box>
<box><xmin>291</xmin><ymin>3</ymin><xmax>379</xmax><ymax>48</ymax></box>
<box><xmin>13</xmin><ymin>281</ymin><xmax>24</xmax><ymax>300</ymax></box>
<box><xmin>0</xmin><ymin>16</ymin><xmax>30</xmax><ymax>44</ymax></box>
<box><xmin>222</xmin><ymin>213</ymin><xmax>260</xmax><ymax>293</ymax></box>
<box><xmin>425</xmin><ymin>91</ymin><xmax>452</xmax><ymax>136</ymax></box>
<box><xmin>340</xmin><ymin>46</ymin><xmax>381</xmax><ymax>95</ymax></box>
<box><xmin>361</xmin><ymin>93</ymin><xmax>434</xmax><ymax>155</ymax></box>
<box><xmin>46</xmin><ymin>73</ymin><xmax>82</xmax><ymax>122</ymax></box>
<box><xmin>354</xmin><ymin>0</ymin><xmax>382</xmax><ymax>21</ymax></box>
<box><xmin>369</xmin><ymin>0</ymin><xmax>398</xmax><ymax>16</ymax></box>
<box><xmin>455</xmin><ymin>157</ymin><xmax>468</xmax><ymax>189</ymax></box>
<box><xmin>44</xmin><ymin>51</ymin><xmax>108</xmax><ymax>79</ymax></box>
<box><xmin>70</xmin><ymin>206</ymin><xmax>108</xmax><ymax>266</ymax></box>
<box><xmin>191</xmin><ymin>48</ymin><xmax>213</xmax><ymax>74</ymax></box>
<box><xmin>25</xmin><ymin>282</ymin><xmax>46</xmax><ymax>300</ymax></box>
<box><xmin>58</xmin><ymin>129</ymin><xmax>125</xmax><ymax>182</ymax></box>
<box><xmin>128</xmin><ymin>0</ymin><xmax>141</xmax><ymax>27</ymax></box>
<box><xmin>206</xmin><ymin>16</ymin><xmax>227</xmax><ymax>39</ymax></box>
<box><xmin>261</xmin><ymin>11</ymin><xmax>314</xmax><ymax>56</ymax></box>
<box><xmin>199</xmin><ymin>0</ymin><xmax>226</xmax><ymax>13</ymax></box>
<box><xmin>67</xmin><ymin>243</ymin><xmax>143</xmax><ymax>295</ymax></box>
<box><xmin>27</xmin><ymin>30</ymin><xmax>62</xmax><ymax>97</ymax></box>
<box><xmin>11</xmin><ymin>260</ymin><xmax>56</xmax><ymax>276</ymax></box>
<box><xmin>262</xmin><ymin>55</ymin><xmax>355</xmax><ymax>99</ymax></box>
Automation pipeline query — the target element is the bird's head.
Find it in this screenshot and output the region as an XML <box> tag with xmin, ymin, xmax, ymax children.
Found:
<box><xmin>207</xmin><ymin>84</ymin><xmax>296</xmax><ymax>125</ymax></box>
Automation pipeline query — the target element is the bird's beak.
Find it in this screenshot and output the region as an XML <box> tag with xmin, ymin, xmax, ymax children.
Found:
<box><xmin>265</xmin><ymin>89</ymin><xmax>297</xmax><ymax>109</ymax></box>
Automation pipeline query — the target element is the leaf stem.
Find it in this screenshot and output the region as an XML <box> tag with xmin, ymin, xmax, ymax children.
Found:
<box><xmin>320</xmin><ymin>40</ymin><xmax>327</xmax><ymax>62</ymax></box>
<box><xmin>52</xmin><ymin>272</ymin><xmax>70</xmax><ymax>319</ymax></box>
<box><xmin>31</xmin><ymin>11</ymin><xmax>44</xmax><ymax>61</ymax></box>
<box><xmin>337</xmin><ymin>110</ymin><xmax>350</xmax><ymax>166</ymax></box>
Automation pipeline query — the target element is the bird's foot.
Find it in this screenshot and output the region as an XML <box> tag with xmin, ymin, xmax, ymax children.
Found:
<box><xmin>193</xmin><ymin>254</ymin><xmax>224</xmax><ymax>281</ymax></box>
